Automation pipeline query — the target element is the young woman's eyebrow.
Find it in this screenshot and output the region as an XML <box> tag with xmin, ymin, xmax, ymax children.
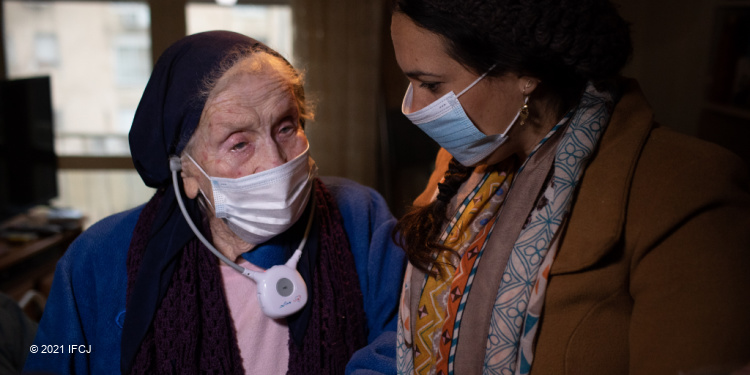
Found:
<box><xmin>404</xmin><ymin>70</ymin><xmax>441</xmax><ymax>79</ymax></box>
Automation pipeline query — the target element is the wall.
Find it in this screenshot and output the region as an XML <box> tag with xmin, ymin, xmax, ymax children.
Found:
<box><xmin>617</xmin><ymin>0</ymin><xmax>717</xmax><ymax>135</ymax></box>
<box><xmin>292</xmin><ymin>0</ymin><xmax>385</xmax><ymax>190</ymax></box>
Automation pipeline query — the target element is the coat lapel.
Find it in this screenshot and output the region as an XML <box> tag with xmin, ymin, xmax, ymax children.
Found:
<box><xmin>550</xmin><ymin>80</ymin><xmax>655</xmax><ymax>275</ymax></box>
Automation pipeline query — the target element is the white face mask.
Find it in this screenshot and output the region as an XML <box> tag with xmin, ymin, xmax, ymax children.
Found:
<box><xmin>186</xmin><ymin>144</ymin><xmax>318</xmax><ymax>245</ymax></box>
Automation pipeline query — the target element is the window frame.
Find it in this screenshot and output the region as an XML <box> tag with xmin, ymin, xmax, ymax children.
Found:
<box><xmin>0</xmin><ymin>0</ymin><xmax>291</xmax><ymax>172</ymax></box>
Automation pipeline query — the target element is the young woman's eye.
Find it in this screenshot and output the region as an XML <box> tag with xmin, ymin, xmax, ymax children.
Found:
<box><xmin>419</xmin><ymin>81</ymin><xmax>440</xmax><ymax>92</ymax></box>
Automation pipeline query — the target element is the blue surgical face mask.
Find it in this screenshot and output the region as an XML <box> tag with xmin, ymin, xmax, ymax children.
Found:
<box><xmin>401</xmin><ymin>66</ymin><xmax>524</xmax><ymax>166</ymax></box>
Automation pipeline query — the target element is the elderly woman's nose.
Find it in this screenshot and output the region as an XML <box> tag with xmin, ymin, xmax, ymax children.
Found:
<box><xmin>254</xmin><ymin>142</ymin><xmax>287</xmax><ymax>173</ymax></box>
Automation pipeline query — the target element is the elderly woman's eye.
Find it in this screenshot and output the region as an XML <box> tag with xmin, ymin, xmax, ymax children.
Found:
<box><xmin>279</xmin><ymin>123</ymin><xmax>297</xmax><ymax>135</ymax></box>
<box><xmin>231</xmin><ymin>142</ymin><xmax>247</xmax><ymax>151</ymax></box>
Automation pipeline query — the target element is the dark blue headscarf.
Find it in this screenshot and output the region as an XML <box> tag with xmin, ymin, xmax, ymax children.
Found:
<box><xmin>122</xmin><ymin>31</ymin><xmax>264</xmax><ymax>374</ymax></box>
<box><xmin>129</xmin><ymin>30</ymin><xmax>262</xmax><ymax>186</ymax></box>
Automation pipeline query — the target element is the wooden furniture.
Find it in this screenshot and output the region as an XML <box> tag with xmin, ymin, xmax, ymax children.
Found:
<box><xmin>0</xmin><ymin>213</ymin><xmax>83</xmax><ymax>314</ymax></box>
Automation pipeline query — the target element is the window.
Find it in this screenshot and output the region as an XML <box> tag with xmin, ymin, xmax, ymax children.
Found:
<box><xmin>4</xmin><ymin>1</ymin><xmax>294</xmax><ymax>227</ymax></box>
<box><xmin>34</xmin><ymin>33</ymin><xmax>60</xmax><ymax>68</ymax></box>
<box><xmin>4</xmin><ymin>1</ymin><xmax>151</xmax><ymax>156</ymax></box>
<box><xmin>3</xmin><ymin>1</ymin><xmax>153</xmax><ymax>226</ymax></box>
<box><xmin>114</xmin><ymin>35</ymin><xmax>151</xmax><ymax>88</ymax></box>
<box><xmin>186</xmin><ymin>3</ymin><xmax>293</xmax><ymax>63</ymax></box>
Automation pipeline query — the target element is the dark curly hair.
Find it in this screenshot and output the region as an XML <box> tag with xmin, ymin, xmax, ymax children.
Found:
<box><xmin>391</xmin><ymin>0</ymin><xmax>632</xmax><ymax>275</ymax></box>
<box><xmin>395</xmin><ymin>157</ymin><xmax>476</xmax><ymax>276</ymax></box>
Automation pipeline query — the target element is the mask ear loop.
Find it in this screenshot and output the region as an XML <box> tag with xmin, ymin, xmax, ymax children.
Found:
<box><xmin>184</xmin><ymin>153</ymin><xmax>215</xmax><ymax>210</ymax></box>
<box><xmin>456</xmin><ymin>64</ymin><xmax>497</xmax><ymax>98</ymax></box>
<box><xmin>185</xmin><ymin>153</ymin><xmax>211</xmax><ymax>179</ymax></box>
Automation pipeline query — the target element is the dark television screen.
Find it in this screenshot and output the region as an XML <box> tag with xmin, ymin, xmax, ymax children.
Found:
<box><xmin>0</xmin><ymin>76</ymin><xmax>58</xmax><ymax>222</ymax></box>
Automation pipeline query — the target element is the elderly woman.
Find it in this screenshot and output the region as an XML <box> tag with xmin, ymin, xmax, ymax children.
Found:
<box><xmin>390</xmin><ymin>1</ymin><xmax>750</xmax><ymax>374</ymax></box>
<box><xmin>25</xmin><ymin>31</ymin><xmax>404</xmax><ymax>374</ymax></box>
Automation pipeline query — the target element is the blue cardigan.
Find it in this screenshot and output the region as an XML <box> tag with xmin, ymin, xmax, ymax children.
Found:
<box><xmin>24</xmin><ymin>177</ymin><xmax>405</xmax><ymax>374</ymax></box>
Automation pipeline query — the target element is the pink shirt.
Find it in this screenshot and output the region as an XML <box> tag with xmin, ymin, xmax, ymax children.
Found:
<box><xmin>220</xmin><ymin>259</ymin><xmax>290</xmax><ymax>374</ymax></box>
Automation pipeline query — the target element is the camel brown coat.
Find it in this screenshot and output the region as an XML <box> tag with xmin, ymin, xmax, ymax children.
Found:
<box><xmin>410</xmin><ymin>80</ymin><xmax>750</xmax><ymax>375</ymax></box>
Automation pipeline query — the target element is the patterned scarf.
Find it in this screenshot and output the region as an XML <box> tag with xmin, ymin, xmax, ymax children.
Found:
<box><xmin>397</xmin><ymin>83</ymin><xmax>616</xmax><ymax>375</ymax></box>
<box><xmin>412</xmin><ymin>161</ymin><xmax>517</xmax><ymax>375</ymax></box>
<box><xmin>126</xmin><ymin>179</ymin><xmax>367</xmax><ymax>374</ymax></box>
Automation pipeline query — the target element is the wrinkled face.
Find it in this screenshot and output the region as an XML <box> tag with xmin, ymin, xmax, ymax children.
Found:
<box><xmin>390</xmin><ymin>12</ymin><xmax>525</xmax><ymax>137</ymax></box>
<box><xmin>182</xmin><ymin>61</ymin><xmax>308</xmax><ymax>203</ymax></box>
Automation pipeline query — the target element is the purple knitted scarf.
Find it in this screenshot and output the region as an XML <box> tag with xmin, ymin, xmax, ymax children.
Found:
<box><xmin>126</xmin><ymin>179</ymin><xmax>367</xmax><ymax>374</ymax></box>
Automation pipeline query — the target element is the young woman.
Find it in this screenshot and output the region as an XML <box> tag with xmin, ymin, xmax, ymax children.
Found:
<box><xmin>390</xmin><ymin>1</ymin><xmax>750</xmax><ymax>374</ymax></box>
